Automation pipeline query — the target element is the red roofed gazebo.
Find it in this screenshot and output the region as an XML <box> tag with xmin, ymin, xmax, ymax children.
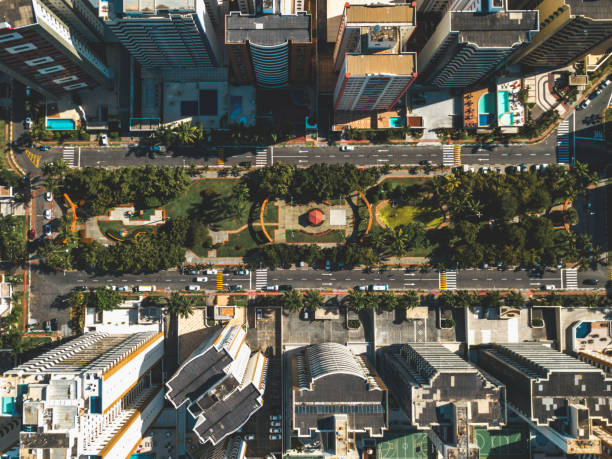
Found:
<box><xmin>308</xmin><ymin>208</ymin><xmax>324</xmax><ymax>226</ymax></box>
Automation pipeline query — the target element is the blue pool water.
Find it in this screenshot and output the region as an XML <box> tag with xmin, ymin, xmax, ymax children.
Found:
<box><xmin>479</xmin><ymin>113</ymin><xmax>494</xmax><ymax>127</ymax></box>
<box><xmin>497</xmin><ymin>90</ymin><xmax>510</xmax><ymax>113</ymax></box>
<box><xmin>130</xmin><ymin>454</ymin><xmax>153</xmax><ymax>459</ymax></box>
<box><xmin>46</xmin><ymin>118</ymin><xmax>76</xmax><ymax>130</ymax></box>
<box><xmin>389</xmin><ymin>117</ymin><xmax>405</xmax><ymax>128</ymax></box>
<box><xmin>1</xmin><ymin>397</ymin><xmax>15</xmax><ymax>415</ymax></box>
<box><xmin>478</xmin><ymin>92</ymin><xmax>494</xmax><ymax>114</ymax></box>
<box><xmin>575</xmin><ymin>321</ymin><xmax>591</xmax><ymax>339</ymax></box>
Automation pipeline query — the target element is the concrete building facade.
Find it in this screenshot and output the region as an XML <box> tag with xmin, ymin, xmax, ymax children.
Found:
<box><xmin>332</xmin><ymin>4</ymin><xmax>418</xmax><ymax>112</ymax></box>
<box><xmin>477</xmin><ymin>342</ymin><xmax>612</xmax><ymax>456</ymax></box>
<box><xmin>0</xmin><ymin>331</ymin><xmax>165</xmax><ymax>458</ymax></box>
<box><xmin>0</xmin><ymin>0</ymin><xmax>113</xmax><ymax>98</ymax></box>
<box><xmin>417</xmin><ymin>0</ymin><xmax>538</xmax><ymax>87</ymax></box>
<box><xmin>382</xmin><ymin>343</ymin><xmax>506</xmax><ymax>459</ymax></box>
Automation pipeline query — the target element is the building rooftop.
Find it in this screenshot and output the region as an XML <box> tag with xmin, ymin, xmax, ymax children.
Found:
<box><xmin>345</xmin><ymin>4</ymin><xmax>415</xmax><ymax>25</ymax></box>
<box><xmin>451</xmin><ymin>10</ymin><xmax>538</xmax><ymax>47</ymax></box>
<box><xmin>116</xmin><ymin>0</ymin><xmax>195</xmax><ymax>14</ymax></box>
<box><xmin>566</xmin><ymin>0</ymin><xmax>612</xmax><ymax>19</ymax></box>
<box><xmin>0</xmin><ymin>0</ymin><xmax>35</xmax><ymax>27</ymax></box>
<box><xmin>226</xmin><ymin>13</ymin><xmax>311</xmax><ymax>45</ymax></box>
<box><xmin>344</xmin><ymin>53</ymin><xmax>416</xmax><ymax>76</ymax></box>
<box><xmin>307</xmin><ymin>342</ymin><xmax>366</xmax><ymax>382</ymax></box>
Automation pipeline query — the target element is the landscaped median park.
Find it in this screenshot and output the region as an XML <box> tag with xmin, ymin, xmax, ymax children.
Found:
<box><xmin>35</xmin><ymin>161</ymin><xmax>601</xmax><ymax>274</ymax></box>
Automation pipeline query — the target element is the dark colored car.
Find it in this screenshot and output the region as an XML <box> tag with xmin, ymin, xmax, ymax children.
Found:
<box><xmin>582</xmin><ymin>279</ymin><xmax>599</xmax><ymax>286</ymax></box>
<box><xmin>28</xmin><ymin>228</ymin><xmax>35</xmax><ymax>240</ymax></box>
<box><xmin>39</xmin><ymin>145</ymin><xmax>51</xmax><ymax>151</ymax></box>
<box><xmin>229</xmin><ymin>285</ymin><xmax>242</xmax><ymax>291</ymax></box>
<box><xmin>50</xmin><ymin>318</ymin><xmax>58</xmax><ymax>331</ymax></box>
<box><xmin>279</xmin><ymin>285</ymin><xmax>293</xmax><ymax>291</ymax></box>
<box><xmin>74</xmin><ymin>285</ymin><xmax>88</xmax><ymax>291</ymax></box>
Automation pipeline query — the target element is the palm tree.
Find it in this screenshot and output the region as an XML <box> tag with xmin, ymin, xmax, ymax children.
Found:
<box><xmin>345</xmin><ymin>290</ymin><xmax>378</xmax><ymax>312</ymax></box>
<box><xmin>42</xmin><ymin>178</ymin><xmax>58</xmax><ymax>195</ymax></box>
<box><xmin>281</xmin><ymin>290</ymin><xmax>303</xmax><ymax>312</ymax></box>
<box><xmin>166</xmin><ymin>292</ymin><xmax>196</xmax><ymax>319</ymax></box>
<box><xmin>398</xmin><ymin>291</ymin><xmax>419</xmax><ymax>310</ymax></box>
<box><xmin>303</xmin><ymin>290</ymin><xmax>323</xmax><ymax>312</ymax></box>
<box><xmin>173</xmin><ymin>122</ymin><xmax>197</xmax><ymax>145</ymax></box>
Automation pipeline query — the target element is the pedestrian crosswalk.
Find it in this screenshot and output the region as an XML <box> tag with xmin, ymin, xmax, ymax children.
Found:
<box><xmin>556</xmin><ymin>118</ymin><xmax>571</xmax><ymax>164</ymax></box>
<box><xmin>63</xmin><ymin>146</ymin><xmax>75</xmax><ymax>167</ymax></box>
<box><xmin>217</xmin><ymin>148</ymin><xmax>224</xmax><ymax>167</ymax></box>
<box><xmin>216</xmin><ymin>271</ymin><xmax>223</xmax><ymax>290</ymax></box>
<box><xmin>255</xmin><ymin>269</ymin><xmax>268</xmax><ymax>289</ymax></box>
<box><xmin>442</xmin><ymin>144</ymin><xmax>457</xmax><ymax>166</ymax></box>
<box><xmin>563</xmin><ymin>268</ymin><xmax>578</xmax><ymax>290</ymax></box>
<box><xmin>439</xmin><ymin>270</ymin><xmax>457</xmax><ymax>290</ymax></box>
<box><xmin>256</xmin><ymin>148</ymin><xmax>267</xmax><ymax>167</ymax></box>
<box><xmin>453</xmin><ymin>145</ymin><xmax>461</xmax><ymax>166</ymax></box>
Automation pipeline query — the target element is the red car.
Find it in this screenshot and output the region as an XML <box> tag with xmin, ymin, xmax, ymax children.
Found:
<box><xmin>28</xmin><ymin>229</ymin><xmax>35</xmax><ymax>240</ymax></box>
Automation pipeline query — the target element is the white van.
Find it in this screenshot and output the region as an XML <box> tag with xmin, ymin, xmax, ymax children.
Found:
<box><xmin>370</xmin><ymin>284</ymin><xmax>389</xmax><ymax>291</ymax></box>
<box><xmin>136</xmin><ymin>285</ymin><xmax>156</xmax><ymax>292</ymax></box>
<box><xmin>542</xmin><ymin>285</ymin><xmax>556</xmax><ymax>291</ymax></box>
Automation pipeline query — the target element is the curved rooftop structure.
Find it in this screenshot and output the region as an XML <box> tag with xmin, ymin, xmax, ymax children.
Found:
<box><xmin>307</xmin><ymin>343</ymin><xmax>366</xmax><ymax>381</ymax></box>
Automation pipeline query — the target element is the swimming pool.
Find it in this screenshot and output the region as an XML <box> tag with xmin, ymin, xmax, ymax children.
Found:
<box><xmin>479</xmin><ymin>113</ymin><xmax>493</xmax><ymax>127</ymax></box>
<box><xmin>46</xmin><ymin>118</ymin><xmax>76</xmax><ymax>130</ymax></box>
<box><xmin>478</xmin><ymin>92</ymin><xmax>494</xmax><ymax>114</ymax></box>
<box><xmin>497</xmin><ymin>90</ymin><xmax>510</xmax><ymax>114</ymax></box>
<box><xmin>575</xmin><ymin>321</ymin><xmax>591</xmax><ymax>339</ymax></box>
<box><xmin>389</xmin><ymin>117</ymin><xmax>405</xmax><ymax>128</ymax></box>
<box><xmin>499</xmin><ymin>112</ymin><xmax>513</xmax><ymax>126</ymax></box>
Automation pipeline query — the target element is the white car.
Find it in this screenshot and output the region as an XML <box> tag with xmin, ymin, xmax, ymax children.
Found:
<box><xmin>186</xmin><ymin>285</ymin><xmax>200</xmax><ymax>291</ymax></box>
<box><xmin>339</xmin><ymin>145</ymin><xmax>355</xmax><ymax>151</ymax></box>
<box><xmin>270</xmin><ymin>421</ymin><xmax>281</xmax><ymax>427</ymax></box>
<box><xmin>43</xmin><ymin>209</ymin><xmax>52</xmax><ymax>220</ymax></box>
<box><xmin>195</xmin><ymin>276</ymin><xmax>208</xmax><ymax>282</ymax></box>
<box><xmin>205</xmin><ymin>269</ymin><xmax>217</xmax><ymax>275</ymax></box>
<box><xmin>117</xmin><ymin>286</ymin><xmax>130</xmax><ymax>292</ymax></box>
<box><xmin>542</xmin><ymin>285</ymin><xmax>556</xmax><ymax>291</ymax></box>
<box><xmin>100</xmin><ymin>134</ymin><xmax>109</xmax><ymax>146</ymax></box>
<box><xmin>45</xmin><ymin>192</ymin><xmax>53</xmax><ymax>202</ymax></box>
<box><xmin>245</xmin><ymin>434</ymin><xmax>256</xmax><ymax>441</ymax></box>
<box><xmin>24</xmin><ymin>117</ymin><xmax>32</xmax><ymax>129</ymax></box>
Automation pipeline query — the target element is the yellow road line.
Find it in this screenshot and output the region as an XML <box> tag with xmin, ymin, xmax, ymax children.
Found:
<box><xmin>218</xmin><ymin>148</ymin><xmax>224</xmax><ymax>167</ymax></box>
<box><xmin>25</xmin><ymin>149</ymin><xmax>41</xmax><ymax>168</ymax></box>
<box><xmin>453</xmin><ymin>145</ymin><xmax>461</xmax><ymax>166</ymax></box>
<box><xmin>440</xmin><ymin>271</ymin><xmax>447</xmax><ymax>290</ymax></box>
<box><xmin>216</xmin><ymin>271</ymin><xmax>223</xmax><ymax>290</ymax></box>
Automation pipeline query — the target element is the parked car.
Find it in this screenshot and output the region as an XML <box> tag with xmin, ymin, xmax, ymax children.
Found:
<box><xmin>43</xmin><ymin>224</ymin><xmax>52</xmax><ymax>237</ymax></box>
<box><xmin>229</xmin><ymin>285</ymin><xmax>242</xmax><ymax>292</ymax></box>
<box><xmin>256</xmin><ymin>309</ymin><xmax>263</xmax><ymax>320</ymax></box>
<box><xmin>245</xmin><ymin>434</ymin><xmax>256</xmax><ymax>441</ymax></box>
<box><xmin>24</xmin><ymin>117</ymin><xmax>32</xmax><ymax>129</ymax></box>
<box><xmin>269</xmin><ymin>434</ymin><xmax>281</xmax><ymax>441</ymax></box>
<box><xmin>301</xmin><ymin>309</ymin><xmax>310</xmax><ymax>320</ymax></box>
<box><xmin>74</xmin><ymin>285</ymin><xmax>87</xmax><ymax>291</ymax></box>
<box><xmin>269</xmin><ymin>428</ymin><xmax>281</xmax><ymax>433</ymax></box>
<box><xmin>263</xmin><ymin>285</ymin><xmax>279</xmax><ymax>291</ymax></box>
<box><xmin>135</xmin><ymin>285</ymin><xmax>156</xmax><ymax>292</ymax></box>
<box><xmin>591</xmin><ymin>87</ymin><xmax>603</xmax><ymax>98</ymax></box>
<box><xmin>205</xmin><ymin>269</ymin><xmax>217</xmax><ymax>275</ymax></box>
<box><xmin>50</xmin><ymin>318</ymin><xmax>58</xmax><ymax>331</ymax></box>
<box><xmin>370</xmin><ymin>284</ymin><xmax>389</xmax><ymax>291</ymax></box>
<box><xmin>279</xmin><ymin>285</ymin><xmax>292</xmax><ymax>291</ymax></box>
<box><xmin>28</xmin><ymin>228</ymin><xmax>35</xmax><ymax>240</ymax></box>
<box><xmin>43</xmin><ymin>321</ymin><xmax>51</xmax><ymax>333</ymax></box>
<box><xmin>195</xmin><ymin>276</ymin><xmax>208</xmax><ymax>282</ymax></box>
<box><xmin>187</xmin><ymin>269</ymin><xmax>201</xmax><ymax>275</ymax></box>
<box><xmin>100</xmin><ymin>134</ymin><xmax>108</xmax><ymax>146</ymax></box>
<box><xmin>45</xmin><ymin>192</ymin><xmax>53</xmax><ymax>202</ymax></box>
<box><xmin>582</xmin><ymin>279</ymin><xmax>599</xmax><ymax>285</ymax></box>
<box><xmin>520</xmin><ymin>163</ymin><xmax>527</xmax><ymax>172</ymax></box>
<box><xmin>357</xmin><ymin>285</ymin><xmax>368</xmax><ymax>291</ymax></box>
<box><xmin>39</xmin><ymin>145</ymin><xmax>51</xmax><ymax>151</ymax></box>
<box><xmin>578</xmin><ymin>99</ymin><xmax>591</xmax><ymax>110</ymax></box>
<box><xmin>148</xmin><ymin>145</ymin><xmax>161</xmax><ymax>152</ymax></box>
<box><xmin>419</xmin><ymin>160</ymin><xmax>432</xmax><ymax>166</ymax></box>
<box><xmin>117</xmin><ymin>285</ymin><xmax>130</xmax><ymax>292</ymax></box>
<box><xmin>234</xmin><ymin>269</ymin><xmax>250</xmax><ymax>275</ymax></box>
<box><xmin>541</xmin><ymin>285</ymin><xmax>556</xmax><ymax>290</ymax></box>
<box><xmin>270</xmin><ymin>421</ymin><xmax>281</xmax><ymax>427</ymax></box>
<box><xmin>25</xmin><ymin>86</ymin><xmax>31</xmax><ymax>97</ymax></box>
<box><xmin>339</xmin><ymin>145</ymin><xmax>355</xmax><ymax>151</ymax></box>
<box><xmin>186</xmin><ymin>285</ymin><xmax>200</xmax><ymax>291</ymax></box>
<box><xmin>43</xmin><ymin>209</ymin><xmax>52</xmax><ymax>219</ymax></box>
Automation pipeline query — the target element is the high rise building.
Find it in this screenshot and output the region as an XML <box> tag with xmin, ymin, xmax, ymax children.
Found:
<box><xmin>477</xmin><ymin>342</ymin><xmax>612</xmax><ymax>456</ymax></box>
<box><xmin>0</xmin><ymin>0</ymin><xmax>113</xmax><ymax>98</ymax></box>
<box><xmin>0</xmin><ymin>331</ymin><xmax>165</xmax><ymax>458</ymax></box>
<box><xmin>39</xmin><ymin>0</ymin><xmax>105</xmax><ymax>43</ymax></box>
<box><xmin>332</xmin><ymin>4</ymin><xmax>417</xmax><ymax>112</ymax></box>
<box><xmin>290</xmin><ymin>342</ymin><xmax>388</xmax><ymax>444</ymax></box>
<box><xmin>417</xmin><ymin>0</ymin><xmax>481</xmax><ymax>14</ymax></box>
<box><xmin>417</xmin><ymin>0</ymin><xmax>538</xmax><ymax>87</ymax></box>
<box><xmin>381</xmin><ymin>343</ymin><xmax>506</xmax><ymax>459</ymax></box>
<box><xmin>166</xmin><ymin>323</ymin><xmax>267</xmax><ymax>446</ymax></box>
<box><xmin>105</xmin><ymin>0</ymin><xmax>220</xmax><ymax>71</ymax></box>
<box><xmin>225</xmin><ymin>11</ymin><xmax>313</xmax><ymax>87</ymax></box>
<box><xmin>509</xmin><ymin>0</ymin><xmax>612</xmax><ymax>69</ymax></box>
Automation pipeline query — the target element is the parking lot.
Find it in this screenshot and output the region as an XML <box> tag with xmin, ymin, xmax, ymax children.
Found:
<box><xmin>282</xmin><ymin>308</ymin><xmax>366</xmax><ymax>345</ymax></box>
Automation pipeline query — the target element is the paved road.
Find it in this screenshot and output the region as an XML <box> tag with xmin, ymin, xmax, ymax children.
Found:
<box><xmin>573</xmin><ymin>84</ymin><xmax>612</xmax><ymax>167</ymax></box>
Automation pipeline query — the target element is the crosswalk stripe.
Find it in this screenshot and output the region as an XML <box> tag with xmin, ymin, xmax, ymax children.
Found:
<box><xmin>563</xmin><ymin>268</ymin><xmax>578</xmax><ymax>290</ymax></box>
<box><xmin>256</xmin><ymin>149</ymin><xmax>267</xmax><ymax>167</ymax></box>
<box><xmin>255</xmin><ymin>269</ymin><xmax>268</xmax><ymax>289</ymax></box>
<box><xmin>442</xmin><ymin>145</ymin><xmax>456</xmax><ymax>166</ymax></box>
<box><xmin>216</xmin><ymin>271</ymin><xmax>223</xmax><ymax>290</ymax></box>
<box><xmin>440</xmin><ymin>270</ymin><xmax>457</xmax><ymax>290</ymax></box>
<box><xmin>556</xmin><ymin>118</ymin><xmax>571</xmax><ymax>164</ymax></box>
<box><xmin>63</xmin><ymin>146</ymin><xmax>75</xmax><ymax>167</ymax></box>
<box><xmin>453</xmin><ymin>145</ymin><xmax>461</xmax><ymax>166</ymax></box>
<box><xmin>25</xmin><ymin>149</ymin><xmax>41</xmax><ymax>168</ymax></box>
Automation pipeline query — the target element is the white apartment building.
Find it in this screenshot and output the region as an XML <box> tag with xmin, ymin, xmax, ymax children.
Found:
<box><xmin>0</xmin><ymin>331</ymin><xmax>164</xmax><ymax>458</ymax></box>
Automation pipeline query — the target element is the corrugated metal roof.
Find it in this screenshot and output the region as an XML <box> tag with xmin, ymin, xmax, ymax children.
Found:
<box><xmin>344</xmin><ymin>53</ymin><xmax>416</xmax><ymax>76</ymax></box>
<box><xmin>346</xmin><ymin>4</ymin><xmax>415</xmax><ymax>24</ymax></box>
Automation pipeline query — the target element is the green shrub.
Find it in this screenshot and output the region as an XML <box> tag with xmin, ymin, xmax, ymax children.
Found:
<box><xmin>441</xmin><ymin>318</ymin><xmax>455</xmax><ymax>329</ymax></box>
<box><xmin>347</xmin><ymin>319</ymin><xmax>361</xmax><ymax>329</ymax></box>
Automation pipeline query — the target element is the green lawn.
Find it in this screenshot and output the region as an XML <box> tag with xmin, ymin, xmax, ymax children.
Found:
<box><xmin>285</xmin><ymin>229</ymin><xmax>346</xmax><ymax>243</ymax></box>
<box><xmin>379</xmin><ymin>203</ymin><xmax>444</xmax><ymax>228</ymax></box>
<box><xmin>21</xmin><ymin>336</ymin><xmax>53</xmax><ymax>353</ymax></box>
<box><xmin>216</xmin><ymin>228</ymin><xmax>265</xmax><ymax>257</ymax></box>
<box><xmin>474</xmin><ymin>427</ymin><xmax>530</xmax><ymax>458</ymax></box>
<box><xmin>98</xmin><ymin>220</ymin><xmax>156</xmax><ymax>240</ymax></box>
